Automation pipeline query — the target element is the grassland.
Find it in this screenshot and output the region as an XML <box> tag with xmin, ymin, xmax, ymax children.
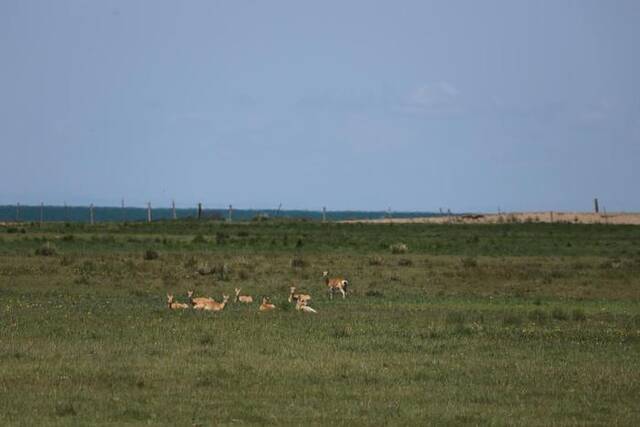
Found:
<box><xmin>1</xmin><ymin>220</ymin><xmax>639</xmax><ymax>425</ymax></box>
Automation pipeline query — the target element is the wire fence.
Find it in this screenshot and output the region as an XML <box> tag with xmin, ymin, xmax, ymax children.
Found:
<box><xmin>0</xmin><ymin>202</ymin><xmax>444</xmax><ymax>224</ymax></box>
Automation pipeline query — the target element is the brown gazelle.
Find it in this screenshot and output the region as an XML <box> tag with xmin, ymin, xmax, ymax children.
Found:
<box><xmin>194</xmin><ymin>295</ymin><xmax>229</xmax><ymax>312</ymax></box>
<box><xmin>167</xmin><ymin>294</ymin><xmax>190</xmax><ymax>310</ymax></box>
<box><xmin>234</xmin><ymin>288</ymin><xmax>253</xmax><ymax>304</ymax></box>
<box><xmin>295</xmin><ymin>298</ymin><xmax>318</xmax><ymax>314</ymax></box>
<box><xmin>323</xmin><ymin>271</ymin><xmax>349</xmax><ymax>299</ymax></box>
<box><xmin>259</xmin><ymin>297</ymin><xmax>276</xmax><ymax>312</ymax></box>
<box><xmin>288</xmin><ymin>286</ymin><xmax>311</xmax><ymax>304</ymax></box>
<box><xmin>187</xmin><ymin>290</ymin><xmax>216</xmax><ymax>307</ymax></box>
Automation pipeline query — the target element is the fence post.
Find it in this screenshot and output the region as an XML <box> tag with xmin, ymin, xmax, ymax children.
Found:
<box><xmin>172</xmin><ymin>200</ymin><xmax>177</xmax><ymax>220</ymax></box>
<box><xmin>322</xmin><ymin>206</ymin><xmax>326</xmax><ymax>222</ymax></box>
<box><xmin>594</xmin><ymin>198</ymin><xmax>599</xmax><ymax>214</ymax></box>
<box><xmin>40</xmin><ymin>202</ymin><xmax>44</xmax><ymax>225</ymax></box>
<box><xmin>228</xmin><ymin>205</ymin><xmax>233</xmax><ymax>222</ymax></box>
<box><xmin>90</xmin><ymin>204</ymin><xmax>95</xmax><ymax>225</ymax></box>
<box><xmin>198</xmin><ymin>203</ymin><xmax>202</xmax><ymax>220</ymax></box>
<box><xmin>16</xmin><ymin>203</ymin><xmax>20</xmax><ymax>222</ymax></box>
<box><xmin>121</xmin><ymin>198</ymin><xmax>126</xmax><ymax>222</ymax></box>
<box><xmin>64</xmin><ymin>202</ymin><xmax>69</xmax><ymax>222</ymax></box>
<box><xmin>147</xmin><ymin>202</ymin><xmax>152</xmax><ymax>223</ymax></box>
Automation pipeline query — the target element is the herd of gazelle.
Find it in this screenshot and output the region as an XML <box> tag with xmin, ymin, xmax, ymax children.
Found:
<box><xmin>167</xmin><ymin>271</ymin><xmax>349</xmax><ymax>314</ymax></box>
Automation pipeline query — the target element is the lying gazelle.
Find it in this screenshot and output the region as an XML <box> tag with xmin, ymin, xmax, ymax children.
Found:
<box><xmin>295</xmin><ymin>298</ymin><xmax>318</xmax><ymax>314</ymax></box>
<box><xmin>288</xmin><ymin>286</ymin><xmax>311</xmax><ymax>304</ymax></box>
<box><xmin>187</xmin><ymin>290</ymin><xmax>217</xmax><ymax>307</ymax></box>
<box><xmin>193</xmin><ymin>295</ymin><xmax>229</xmax><ymax>311</ymax></box>
<box><xmin>322</xmin><ymin>271</ymin><xmax>349</xmax><ymax>299</ymax></box>
<box><xmin>259</xmin><ymin>297</ymin><xmax>276</xmax><ymax>312</ymax></box>
<box><xmin>234</xmin><ymin>288</ymin><xmax>253</xmax><ymax>304</ymax></box>
<box><xmin>167</xmin><ymin>294</ymin><xmax>190</xmax><ymax>310</ymax></box>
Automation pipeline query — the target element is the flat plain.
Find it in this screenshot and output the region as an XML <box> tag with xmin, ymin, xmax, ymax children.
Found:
<box><xmin>1</xmin><ymin>220</ymin><xmax>639</xmax><ymax>425</ymax></box>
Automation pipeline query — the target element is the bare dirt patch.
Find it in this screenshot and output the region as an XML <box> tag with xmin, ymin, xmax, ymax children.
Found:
<box><xmin>344</xmin><ymin>212</ymin><xmax>640</xmax><ymax>225</ymax></box>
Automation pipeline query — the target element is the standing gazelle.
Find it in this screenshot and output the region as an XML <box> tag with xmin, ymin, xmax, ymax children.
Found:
<box><xmin>323</xmin><ymin>271</ymin><xmax>349</xmax><ymax>299</ymax></box>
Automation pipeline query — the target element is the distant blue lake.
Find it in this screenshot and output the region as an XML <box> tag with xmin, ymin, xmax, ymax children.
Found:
<box><xmin>0</xmin><ymin>205</ymin><xmax>444</xmax><ymax>223</ymax></box>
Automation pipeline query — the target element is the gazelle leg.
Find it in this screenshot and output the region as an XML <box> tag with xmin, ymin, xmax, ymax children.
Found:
<box><xmin>340</xmin><ymin>288</ymin><xmax>346</xmax><ymax>299</ymax></box>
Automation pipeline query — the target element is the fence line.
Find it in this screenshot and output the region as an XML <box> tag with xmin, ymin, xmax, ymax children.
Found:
<box><xmin>0</xmin><ymin>202</ymin><xmax>447</xmax><ymax>224</ymax></box>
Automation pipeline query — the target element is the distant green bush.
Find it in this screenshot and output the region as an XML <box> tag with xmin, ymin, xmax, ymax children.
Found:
<box><xmin>192</xmin><ymin>234</ymin><xmax>207</xmax><ymax>244</ymax></box>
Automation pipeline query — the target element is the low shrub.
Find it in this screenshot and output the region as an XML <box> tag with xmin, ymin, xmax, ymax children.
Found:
<box><xmin>529</xmin><ymin>309</ymin><xmax>547</xmax><ymax>323</ymax></box>
<box><xmin>552</xmin><ymin>307</ymin><xmax>569</xmax><ymax>321</ymax></box>
<box><xmin>390</xmin><ymin>243</ymin><xmax>408</xmax><ymax>254</ymax></box>
<box><xmin>460</xmin><ymin>256</ymin><xmax>478</xmax><ymax>268</ymax></box>
<box><xmin>35</xmin><ymin>243</ymin><xmax>57</xmax><ymax>256</ymax></box>
<box><xmin>502</xmin><ymin>311</ymin><xmax>523</xmax><ymax>326</ymax></box>
<box><xmin>192</xmin><ymin>234</ymin><xmax>207</xmax><ymax>244</ymax></box>
<box><xmin>143</xmin><ymin>249</ymin><xmax>159</xmax><ymax>261</ymax></box>
<box><xmin>572</xmin><ymin>309</ymin><xmax>587</xmax><ymax>322</ymax></box>
<box><xmin>368</xmin><ymin>256</ymin><xmax>384</xmax><ymax>266</ymax></box>
<box><xmin>290</xmin><ymin>256</ymin><xmax>306</xmax><ymax>268</ymax></box>
<box><xmin>365</xmin><ymin>290</ymin><xmax>384</xmax><ymax>298</ymax></box>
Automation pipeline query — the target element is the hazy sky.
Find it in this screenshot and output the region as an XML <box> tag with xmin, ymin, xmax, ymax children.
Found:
<box><xmin>1</xmin><ymin>0</ymin><xmax>639</xmax><ymax>212</ymax></box>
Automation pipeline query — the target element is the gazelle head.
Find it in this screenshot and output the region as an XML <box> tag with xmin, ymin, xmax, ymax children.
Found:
<box><xmin>187</xmin><ymin>290</ymin><xmax>194</xmax><ymax>298</ymax></box>
<box><xmin>167</xmin><ymin>294</ymin><xmax>175</xmax><ymax>303</ymax></box>
<box><xmin>234</xmin><ymin>288</ymin><xmax>241</xmax><ymax>296</ymax></box>
<box><xmin>289</xmin><ymin>286</ymin><xmax>296</xmax><ymax>294</ymax></box>
<box><xmin>322</xmin><ymin>271</ymin><xmax>329</xmax><ymax>278</ymax></box>
<box><xmin>262</xmin><ymin>296</ymin><xmax>269</xmax><ymax>304</ymax></box>
<box><xmin>222</xmin><ymin>295</ymin><xmax>230</xmax><ymax>304</ymax></box>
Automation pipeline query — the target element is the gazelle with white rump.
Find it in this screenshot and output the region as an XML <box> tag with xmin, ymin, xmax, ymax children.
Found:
<box><xmin>234</xmin><ymin>288</ymin><xmax>253</xmax><ymax>304</ymax></box>
<box><xmin>167</xmin><ymin>294</ymin><xmax>190</xmax><ymax>310</ymax></box>
<box><xmin>295</xmin><ymin>298</ymin><xmax>318</xmax><ymax>314</ymax></box>
<box><xmin>322</xmin><ymin>271</ymin><xmax>349</xmax><ymax>299</ymax></box>
<box><xmin>193</xmin><ymin>294</ymin><xmax>229</xmax><ymax>312</ymax></box>
<box><xmin>187</xmin><ymin>290</ymin><xmax>216</xmax><ymax>307</ymax></box>
<box><xmin>288</xmin><ymin>286</ymin><xmax>311</xmax><ymax>304</ymax></box>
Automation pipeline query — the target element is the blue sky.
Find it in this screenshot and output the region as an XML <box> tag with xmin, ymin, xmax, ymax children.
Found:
<box><xmin>1</xmin><ymin>1</ymin><xmax>639</xmax><ymax>212</ymax></box>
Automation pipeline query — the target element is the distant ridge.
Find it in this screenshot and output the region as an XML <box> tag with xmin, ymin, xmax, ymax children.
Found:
<box><xmin>0</xmin><ymin>205</ymin><xmax>442</xmax><ymax>223</ymax></box>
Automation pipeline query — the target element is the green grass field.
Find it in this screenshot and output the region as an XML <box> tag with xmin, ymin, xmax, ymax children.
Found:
<box><xmin>1</xmin><ymin>220</ymin><xmax>639</xmax><ymax>425</ymax></box>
